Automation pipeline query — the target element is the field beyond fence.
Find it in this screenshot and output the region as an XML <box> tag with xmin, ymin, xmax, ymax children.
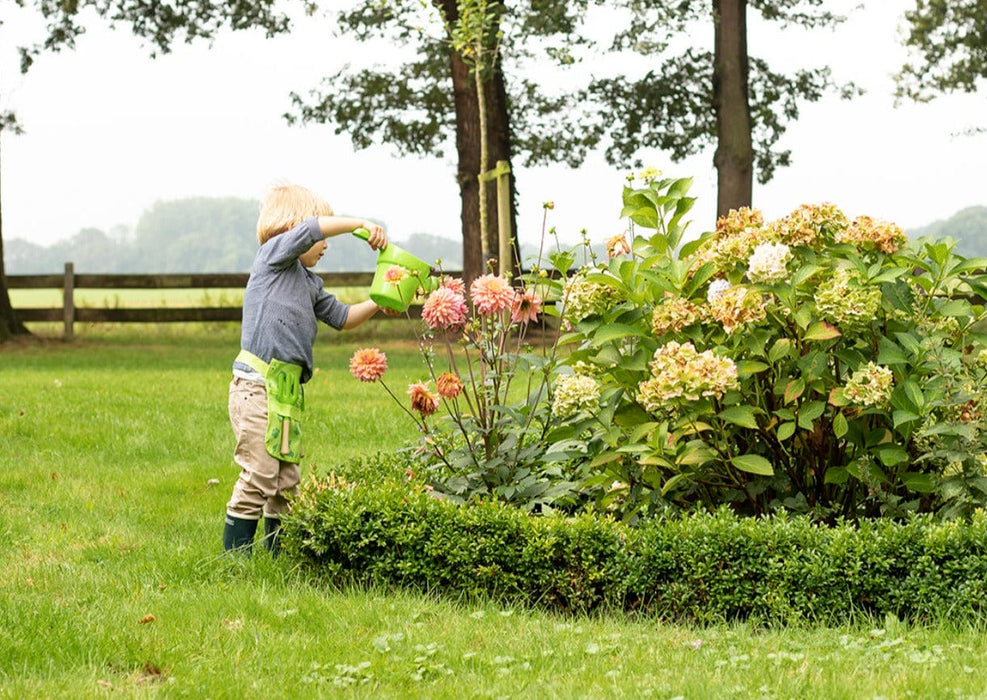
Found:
<box><xmin>8</xmin><ymin>263</ymin><xmax>430</xmax><ymax>340</ymax></box>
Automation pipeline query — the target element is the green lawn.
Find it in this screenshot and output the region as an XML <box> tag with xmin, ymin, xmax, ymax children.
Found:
<box><xmin>3</xmin><ymin>325</ymin><xmax>987</xmax><ymax>699</ymax></box>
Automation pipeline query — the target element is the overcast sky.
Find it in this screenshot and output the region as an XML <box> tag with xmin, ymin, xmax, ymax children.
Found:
<box><xmin>1</xmin><ymin>1</ymin><xmax>985</xmax><ymax>254</ymax></box>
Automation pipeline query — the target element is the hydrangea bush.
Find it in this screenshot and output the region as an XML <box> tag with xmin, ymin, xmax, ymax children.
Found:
<box><xmin>556</xmin><ymin>172</ymin><xmax>987</xmax><ymax>521</ymax></box>
<box><xmin>349</xmin><ymin>172</ymin><xmax>987</xmax><ymax>523</ymax></box>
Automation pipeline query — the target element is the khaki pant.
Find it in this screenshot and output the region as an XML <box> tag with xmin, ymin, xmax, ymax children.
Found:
<box><xmin>226</xmin><ymin>376</ymin><xmax>300</xmax><ymax>520</ymax></box>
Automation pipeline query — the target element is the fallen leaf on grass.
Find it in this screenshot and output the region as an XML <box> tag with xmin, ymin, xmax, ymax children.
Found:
<box><xmin>138</xmin><ymin>614</ymin><xmax>156</xmax><ymax>625</ymax></box>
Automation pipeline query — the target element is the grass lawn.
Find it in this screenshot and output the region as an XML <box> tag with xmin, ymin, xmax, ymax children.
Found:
<box><xmin>2</xmin><ymin>324</ymin><xmax>987</xmax><ymax>699</ymax></box>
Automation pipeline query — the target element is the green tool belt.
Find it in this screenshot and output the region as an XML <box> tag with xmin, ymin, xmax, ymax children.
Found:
<box><xmin>236</xmin><ymin>350</ymin><xmax>305</xmax><ymax>463</ymax></box>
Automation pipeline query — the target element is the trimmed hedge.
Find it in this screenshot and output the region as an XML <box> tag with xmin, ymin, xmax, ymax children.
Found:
<box><xmin>284</xmin><ymin>480</ymin><xmax>987</xmax><ymax>624</ymax></box>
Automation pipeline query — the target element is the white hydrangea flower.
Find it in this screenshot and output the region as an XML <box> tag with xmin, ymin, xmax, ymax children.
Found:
<box><xmin>747</xmin><ymin>242</ymin><xmax>792</xmax><ymax>284</ymax></box>
<box><xmin>707</xmin><ymin>278</ymin><xmax>732</xmax><ymax>304</ymax></box>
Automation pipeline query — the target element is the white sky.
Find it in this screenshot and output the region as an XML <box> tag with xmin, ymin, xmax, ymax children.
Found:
<box><xmin>1</xmin><ymin>1</ymin><xmax>984</xmax><ymax>253</ymax></box>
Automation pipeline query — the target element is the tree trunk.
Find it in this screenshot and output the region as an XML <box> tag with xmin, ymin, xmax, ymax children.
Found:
<box><xmin>0</xmin><ymin>132</ymin><xmax>30</xmax><ymax>342</ymax></box>
<box><xmin>437</xmin><ymin>0</ymin><xmax>516</xmax><ymax>286</ymax></box>
<box><xmin>712</xmin><ymin>0</ymin><xmax>754</xmax><ymax>217</ymax></box>
<box><xmin>486</xmin><ymin>53</ymin><xmax>519</xmax><ymax>279</ymax></box>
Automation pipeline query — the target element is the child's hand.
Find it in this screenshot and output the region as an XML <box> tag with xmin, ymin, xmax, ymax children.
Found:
<box><xmin>363</xmin><ymin>223</ymin><xmax>387</xmax><ymax>250</ymax></box>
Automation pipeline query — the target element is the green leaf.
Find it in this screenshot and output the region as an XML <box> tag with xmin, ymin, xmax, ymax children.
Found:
<box><xmin>718</xmin><ymin>406</ymin><xmax>759</xmax><ymax>429</ymax></box>
<box><xmin>589</xmin><ymin>323</ymin><xmax>646</xmax><ymax>346</ymax></box>
<box><xmin>736</xmin><ymin>360</ymin><xmax>770</xmax><ymax>376</ymax></box>
<box><xmin>877</xmin><ymin>337</ymin><xmax>909</xmax><ymax>365</ymax></box>
<box><xmin>777</xmin><ymin>422</ymin><xmax>796</xmax><ymax>442</ymax></box>
<box><xmin>937</xmin><ymin>299</ymin><xmax>972</xmax><ymax>317</ymax></box>
<box><xmin>824</xmin><ymin>466</ymin><xmax>849</xmax><ymax>484</ymax></box>
<box><xmin>731</xmin><ymin>454</ymin><xmax>774</xmax><ymax>476</ymax></box>
<box><xmin>875</xmin><ymin>445</ymin><xmax>910</xmax><ymax>467</ymax></box>
<box><xmin>901</xmin><ymin>472</ymin><xmax>936</xmax><ymax>493</ymax></box>
<box><xmin>902</xmin><ymin>380</ymin><xmax>925</xmax><ymax>411</ymax></box>
<box><xmin>804</xmin><ymin>321</ymin><xmax>841</xmax><ymax>342</ymax></box>
<box><xmin>833</xmin><ymin>412</ymin><xmax>848</xmax><ymax>438</ymax></box>
<box><xmin>678</xmin><ymin>443</ymin><xmax>717</xmax><ymax>466</ymax></box>
<box><xmin>768</xmin><ymin>338</ymin><xmax>794</xmax><ymax>363</ymax></box>
<box><xmin>784</xmin><ymin>378</ymin><xmax>805</xmax><ymax>404</ymax></box>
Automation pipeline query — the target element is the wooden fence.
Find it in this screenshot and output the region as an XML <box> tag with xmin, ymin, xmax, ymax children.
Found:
<box><xmin>7</xmin><ymin>263</ymin><xmax>407</xmax><ymax>341</ymax></box>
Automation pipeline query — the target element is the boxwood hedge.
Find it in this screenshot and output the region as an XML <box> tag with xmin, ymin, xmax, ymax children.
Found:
<box><xmin>283</xmin><ymin>476</ymin><xmax>987</xmax><ymax>624</ymax></box>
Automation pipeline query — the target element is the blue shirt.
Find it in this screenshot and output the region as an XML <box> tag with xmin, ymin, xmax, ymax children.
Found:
<box><xmin>233</xmin><ymin>217</ymin><xmax>349</xmax><ymax>384</ymax></box>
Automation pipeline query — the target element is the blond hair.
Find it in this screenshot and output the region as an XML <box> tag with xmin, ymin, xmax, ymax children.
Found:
<box><xmin>256</xmin><ymin>184</ymin><xmax>333</xmax><ymax>244</ymax></box>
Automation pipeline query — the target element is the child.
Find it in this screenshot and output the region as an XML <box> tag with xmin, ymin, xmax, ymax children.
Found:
<box><xmin>223</xmin><ymin>183</ymin><xmax>387</xmax><ymax>554</ymax></box>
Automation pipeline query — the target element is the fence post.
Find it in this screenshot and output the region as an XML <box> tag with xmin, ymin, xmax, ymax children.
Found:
<box><xmin>63</xmin><ymin>262</ymin><xmax>75</xmax><ymax>341</ymax></box>
<box><xmin>494</xmin><ymin>160</ymin><xmax>512</xmax><ymax>276</ymax></box>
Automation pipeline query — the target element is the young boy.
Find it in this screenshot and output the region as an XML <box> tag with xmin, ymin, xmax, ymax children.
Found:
<box><xmin>223</xmin><ymin>183</ymin><xmax>387</xmax><ymax>554</ymax></box>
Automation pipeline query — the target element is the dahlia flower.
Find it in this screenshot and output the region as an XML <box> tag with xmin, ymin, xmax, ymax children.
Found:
<box><xmin>422</xmin><ymin>286</ymin><xmax>469</xmax><ymax>331</ymax></box>
<box><xmin>383</xmin><ymin>265</ymin><xmax>407</xmax><ymax>284</ymax></box>
<box><xmin>349</xmin><ymin>348</ymin><xmax>388</xmax><ymax>382</ymax></box>
<box><xmin>511</xmin><ymin>288</ymin><xmax>543</xmax><ymax>325</ymax></box>
<box><xmin>470</xmin><ymin>274</ymin><xmax>515</xmax><ymax>316</ymax></box>
<box><xmin>408</xmin><ymin>381</ymin><xmax>440</xmax><ymax>417</ymax></box>
<box><xmin>605</xmin><ymin>233</ymin><xmax>631</xmax><ymax>258</ymax></box>
<box><xmin>436</xmin><ymin>372</ymin><xmax>463</xmax><ymax>399</ymax></box>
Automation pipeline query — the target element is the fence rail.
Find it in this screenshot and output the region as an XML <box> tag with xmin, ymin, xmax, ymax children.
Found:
<box><xmin>8</xmin><ymin>263</ymin><xmax>419</xmax><ymax>340</ymax></box>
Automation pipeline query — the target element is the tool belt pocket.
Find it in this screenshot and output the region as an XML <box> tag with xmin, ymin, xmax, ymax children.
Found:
<box><xmin>264</xmin><ymin>359</ymin><xmax>305</xmax><ymax>463</ymax></box>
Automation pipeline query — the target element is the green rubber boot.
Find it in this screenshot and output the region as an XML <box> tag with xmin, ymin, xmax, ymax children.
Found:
<box><xmin>223</xmin><ymin>515</ymin><xmax>259</xmax><ymax>554</ymax></box>
<box><xmin>263</xmin><ymin>516</ymin><xmax>282</xmax><ymax>556</ymax></box>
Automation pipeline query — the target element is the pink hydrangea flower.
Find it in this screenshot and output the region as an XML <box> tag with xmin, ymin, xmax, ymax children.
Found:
<box><xmin>349</xmin><ymin>348</ymin><xmax>388</xmax><ymax>382</ymax></box>
<box><xmin>470</xmin><ymin>274</ymin><xmax>515</xmax><ymax>316</ymax></box>
<box><xmin>408</xmin><ymin>381</ymin><xmax>440</xmax><ymax>417</ymax></box>
<box><xmin>510</xmin><ymin>288</ymin><xmax>543</xmax><ymax>325</ymax></box>
<box><xmin>422</xmin><ymin>286</ymin><xmax>469</xmax><ymax>330</ymax></box>
<box><xmin>436</xmin><ymin>372</ymin><xmax>463</xmax><ymax>399</ymax></box>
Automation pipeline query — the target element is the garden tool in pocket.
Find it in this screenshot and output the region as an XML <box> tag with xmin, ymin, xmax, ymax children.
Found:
<box><xmin>235</xmin><ymin>350</ymin><xmax>305</xmax><ymax>463</ymax></box>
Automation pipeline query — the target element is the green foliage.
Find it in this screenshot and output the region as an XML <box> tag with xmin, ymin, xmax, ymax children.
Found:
<box><xmin>554</xmin><ymin>174</ymin><xmax>987</xmax><ymax>522</ymax></box>
<box><xmin>287</xmin><ymin>476</ymin><xmax>987</xmax><ymax>624</ymax></box>
<box><xmin>15</xmin><ymin>0</ymin><xmax>289</xmax><ymax>74</ymax></box>
<box><xmin>287</xmin><ymin>0</ymin><xmax>604</xmax><ymax>167</ymax></box>
<box><xmin>896</xmin><ymin>0</ymin><xmax>987</xmax><ymax>103</ymax></box>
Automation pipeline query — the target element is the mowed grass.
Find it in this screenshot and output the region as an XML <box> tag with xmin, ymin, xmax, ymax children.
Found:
<box><xmin>3</xmin><ymin>324</ymin><xmax>987</xmax><ymax>699</ymax></box>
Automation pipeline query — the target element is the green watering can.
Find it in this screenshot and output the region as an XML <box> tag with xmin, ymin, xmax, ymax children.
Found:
<box><xmin>352</xmin><ymin>227</ymin><xmax>439</xmax><ymax>312</ymax></box>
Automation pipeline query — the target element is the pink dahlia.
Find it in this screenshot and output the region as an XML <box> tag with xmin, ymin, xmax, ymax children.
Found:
<box><xmin>383</xmin><ymin>265</ymin><xmax>408</xmax><ymax>284</ymax></box>
<box><xmin>421</xmin><ymin>286</ymin><xmax>469</xmax><ymax>330</ymax></box>
<box><xmin>510</xmin><ymin>288</ymin><xmax>543</xmax><ymax>325</ymax></box>
<box><xmin>436</xmin><ymin>372</ymin><xmax>463</xmax><ymax>399</ymax></box>
<box><xmin>470</xmin><ymin>274</ymin><xmax>515</xmax><ymax>316</ymax></box>
<box><xmin>441</xmin><ymin>276</ymin><xmax>466</xmax><ymax>296</ymax></box>
<box><xmin>349</xmin><ymin>348</ymin><xmax>388</xmax><ymax>382</ymax></box>
<box><xmin>408</xmin><ymin>381</ymin><xmax>440</xmax><ymax>417</ymax></box>
<box><xmin>605</xmin><ymin>233</ymin><xmax>631</xmax><ymax>258</ymax></box>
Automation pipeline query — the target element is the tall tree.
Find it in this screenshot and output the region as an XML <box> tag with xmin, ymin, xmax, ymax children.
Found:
<box><xmin>287</xmin><ymin>1</ymin><xmax>603</xmax><ymax>283</ymax></box>
<box><xmin>0</xmin><ymin>109</ymin><xmax>28</xmax><ymax>339</ymax></box>
<box><xmin>895</xmin><ymin>0</ymin><xmax>987</xmax><ymax>113</ymax></box>
<box><xmin>0</xmin><ymin>0</ymin><xmax>290</xmax><ymax>342</ymax></box>
<box><xmin>592</xmin><ymin>0</ymin><xmax>860</xmax><ymax>218</ymax></box>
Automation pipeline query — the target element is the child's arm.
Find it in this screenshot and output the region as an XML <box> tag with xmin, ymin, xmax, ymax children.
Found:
<box><xmin>341</xmin><ymin>299</ymin><xmax>381</xmax><ymax>329</ymax></box>
<box><xmin>317</xmin><ymin>217</ymin><xmax>387</xmax><ymax>250</ymax></box>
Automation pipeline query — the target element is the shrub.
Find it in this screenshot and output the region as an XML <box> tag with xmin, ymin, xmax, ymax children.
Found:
<box><xmin>284</xmin><ymin>476</ymin><xmax>987</xmax><ymax>624</ymax></box>
<box><xmin>553</xmin><ymin>172</ymin><xmax>987</xmax><ymax>521</ymax></box>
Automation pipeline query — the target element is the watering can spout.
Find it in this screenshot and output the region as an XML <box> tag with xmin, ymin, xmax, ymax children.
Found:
<box><xmin>352</xmin><ymin>227</ymin><xmax>438</xmax><ymax>312</ymax></box>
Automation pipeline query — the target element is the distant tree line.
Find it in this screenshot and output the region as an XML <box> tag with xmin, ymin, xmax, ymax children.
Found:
<box><xmin>7</xmin><ymin>197</ymin><xmax>986</xmax><ymax>276</ymax></box>
<box><xmin>5</xmin><ymin>197</ymin><xmax>464</xmax><ymax>274</ymax></box>
<box><xmin>908</xmin><ymin>206</ymin><xmax>987</xmax><ymax>258</ymax></box>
